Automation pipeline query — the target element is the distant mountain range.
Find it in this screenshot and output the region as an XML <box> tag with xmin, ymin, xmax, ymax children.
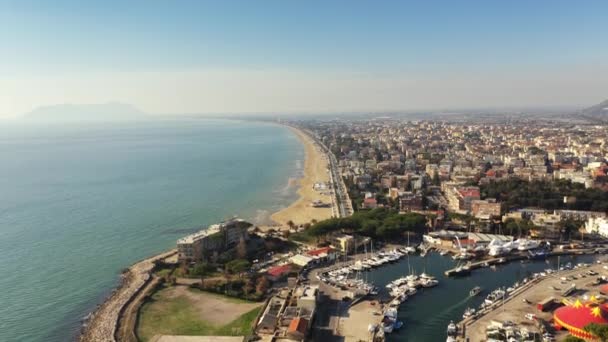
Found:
<box><xmin>579</xmin><ymin>99</ymin><xmax>608</xmax><ymax>122</ymax></box>
<box><xmin>24</xmin><ymin>102</ymin><xmax>147</xmax><ymax>121</ymax></box>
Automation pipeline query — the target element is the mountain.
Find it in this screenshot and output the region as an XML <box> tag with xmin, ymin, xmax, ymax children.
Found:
<box><xmin>23</xmin><ymin>102</ymin><xmax>147</xmax><ymax>121</ymax></box>
<box><xmin>579</xmin><ymin>99</ymin><xmax>608</xmax><ymax>122</ymax></box>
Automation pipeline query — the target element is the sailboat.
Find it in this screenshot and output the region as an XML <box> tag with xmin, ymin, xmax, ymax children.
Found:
<box><xmin>404</xmin><ymin>232</ymin><xmax>416</xmax><ymax>254</ymax></box>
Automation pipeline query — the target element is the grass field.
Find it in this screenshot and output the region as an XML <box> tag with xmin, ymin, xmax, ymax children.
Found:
<box><xmin>137</xmin><ymin>285</ymin><xmax>261</xmax><ymax>341</ymax></box>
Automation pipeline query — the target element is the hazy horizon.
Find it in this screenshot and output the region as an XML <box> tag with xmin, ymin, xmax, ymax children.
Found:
<box><xmin>2</xmin><ymin>1</ymin><xmax>607</xmax><ymax>118</ymax></box>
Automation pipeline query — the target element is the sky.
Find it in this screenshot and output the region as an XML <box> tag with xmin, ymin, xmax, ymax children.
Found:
<box><xmin>1</xmin><ymin>0</ymin><xmax>608</xmax><ymax>117</ymax></box>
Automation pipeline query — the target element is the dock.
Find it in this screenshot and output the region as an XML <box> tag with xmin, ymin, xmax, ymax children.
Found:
<box><xmin>444</xmin><ymin>248</ymin><xmax>600</xmax><ymax>277</ymax></box>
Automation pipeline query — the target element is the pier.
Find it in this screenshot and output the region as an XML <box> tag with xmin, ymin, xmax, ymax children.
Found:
<box><xmin>444</xmin><ymin>248</ymin><xmax>601</xmax><ymax>277</ymax></box>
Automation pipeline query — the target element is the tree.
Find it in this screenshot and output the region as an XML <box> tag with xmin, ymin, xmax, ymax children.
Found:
<box><xmin>564</xmin><ymin>335</ymin><xmax>585</xmax><ymax>342</ymax></box>
<box><xmin>191</xmin><ymin>262</ymin><xmax>214</xmax><ymax>277</ymax></box>
<box><xmin>256</xmin><ymin>276</ymin><xmax>270</xmax><ymax>295</ymax></box>
<box><xmin>236</xmin><ymin>236</ymin><xmax>248</xmax><ymax>259</ymax></box>
<box><xmin>243</xmin><ymin>277</ymin><xmax>255</xmax><ymax>298</ymax></box>
<box><xmin>226</xmin><ymin>259</ymin><xmax>250</xmax><ymax>277</ymax></box>
<box><xmin>585</xmin><ymin>323</ymin><xmax>608</xmax><ymax>342</ymax></box>
<box><xmin>286</xmin><ymin>220</ymin><xmax>295</xmax><ymax>230</ymax></box>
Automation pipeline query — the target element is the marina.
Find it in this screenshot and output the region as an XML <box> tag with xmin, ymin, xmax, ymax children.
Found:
<box><xmin>322</xmin><ymin>248</ymin><xmax>606</xmax><ymax>342</ymax></box>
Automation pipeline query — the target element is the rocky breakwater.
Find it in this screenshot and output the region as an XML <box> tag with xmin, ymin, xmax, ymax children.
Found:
<box><xmin>80</xmin><ymin>250</ymin><xmax>177</xmax><ymax>342</ymax></box>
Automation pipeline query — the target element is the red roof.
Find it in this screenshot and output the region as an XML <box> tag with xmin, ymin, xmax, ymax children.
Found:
<box><xmin>288</xmin><ymin>317</ymin><xmax>309</xmax><ymax>334</ymax></box>
<box><xmin>458</xmin><ymin>187</ymin><xmax>480</xmax><ymax>198</ymax></box>
<box><xmin>554</xmin><ymin>301</ymin><xmax>608</xmax><ymax>339</ymax></box>
<box><xmin>267</xmin><ymin>264</ymin><xmax>291</xmax><ymax>277</ymax></box>
<box><xmin>364</xmin><ymin>197</ymin><xmax>377</xmax><ymax>204</ymax></box>
<box><xmin>486</xmin><ymin>169</ymin><xmax>496</xmax><ymax>177</ymax></box>
<box><xmin>307</xmin><ymin>247</ymin><xmax>333</xmax><ymax>257</ymax></box>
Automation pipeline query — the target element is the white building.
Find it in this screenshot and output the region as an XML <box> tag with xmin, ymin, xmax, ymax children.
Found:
<box><xmin>585</xmin><ymin>217</ymin><xmax>608</xmax><ymax>237</ymax></box>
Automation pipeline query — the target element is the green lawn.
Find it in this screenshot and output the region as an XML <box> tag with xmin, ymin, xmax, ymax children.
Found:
<box><xmin>137</xmin><ymin>287</ymin><xmax>261</xmax><ymax>342</ymax></box>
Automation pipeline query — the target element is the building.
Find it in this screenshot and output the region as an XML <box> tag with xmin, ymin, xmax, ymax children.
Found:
<box><xmin>399</xmin><ymin>192</ymin><xmax>423</xmax><ymax>212</ymax></box>
<box><xmin>446</xmin><ymin>186</ymin><xmax>480</xmax><ymax>212</ymax></box>
<box><xmin>585</xmin><ymin>217</ymin><xmax>608</xmax><ymax>237</ymax></box>
<box><xmin>177</xmin><ymin>218</ymin><xmax>250</xmax><ymax>262</ymax></box>
<box><xmin>256</xmin><ymin>285</ymin><xmax>318</xmax><ymax>341</ymax></box>
<box><xmin>332</xmin><ymin>234</ymin><xmax>370</xmax><ymax>254</ymax></box>
<box><xmin>471</xmin><ymin>199</ymin><xmax>501</xmax><ymax>218</ymax></box>
<box><xmin>306</xmin><ymin>247</ymin><xmax>339</xmax><ymax>263</ymax></box>
<box><xmin>267</xmin><ymin>264</ymin><xmax>293</xmax><ymax>281</ymax></box>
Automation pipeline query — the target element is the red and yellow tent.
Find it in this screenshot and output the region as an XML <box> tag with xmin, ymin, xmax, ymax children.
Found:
<box><xmin>554</xmin><ymin>299</ymin><xmax>608</xmax><ymax>340</ymax></box>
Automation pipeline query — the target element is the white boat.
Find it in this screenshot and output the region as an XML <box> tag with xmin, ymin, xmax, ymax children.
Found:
<box><xmin>421</xmin><ymin>278</ymin><xmax>439</xmax><ymax>288</ymax></box>
<box><xmin>446</xmin><ymin>320</ymin><xmax>458</xmax><ymax>337</ymax></box>
<box><xmin>462</xmin><ymin>307</ymin><xmax>476</xmax><ymax>319</ymax></box>
<box><xmin>517</xmin><ymin>239</ymin><xmax>540</xmax><ymax>251</ymax></box>
<box><xmin>404</xmin><ymin>246</ymin><xmax>416</xmax><ymax>254</ymax></box>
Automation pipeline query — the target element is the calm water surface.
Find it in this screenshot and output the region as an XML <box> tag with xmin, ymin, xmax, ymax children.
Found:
<box><xmin>364</xmin><ymin>253</ymin><xmax>602</xmax><ymax>342</ymax></box>
<box><xmin>0</xmin><ymin>119</ymin><xmax>303</xmax><ymax>342</ymax></box>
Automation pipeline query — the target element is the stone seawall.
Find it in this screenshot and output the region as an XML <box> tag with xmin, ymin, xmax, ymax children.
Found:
<box><xmin>80</xmin><ymin>250</ymin><xmax>176</xmax><ymax>342</ymax></box>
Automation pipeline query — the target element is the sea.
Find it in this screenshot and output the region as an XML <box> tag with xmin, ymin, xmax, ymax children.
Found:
<box><xmin>1</xmin><ymin>118</ymin><xmax>602</xmax><ymax>342</ymax></box>
<box><xmin>0</xmin><ymin>119</ymin><xmax>304</xmax><ymax>342</ymax></box>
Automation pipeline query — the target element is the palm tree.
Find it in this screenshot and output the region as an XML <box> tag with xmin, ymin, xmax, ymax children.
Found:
<box><xmin>286</xmin><ymin>220</ymin><xmax>295</xmax><ymax>230</ymax></box>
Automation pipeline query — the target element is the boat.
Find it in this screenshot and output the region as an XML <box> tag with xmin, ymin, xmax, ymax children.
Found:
<box><xmin>421</xmin><ymin>278</ymin><xmax>439</xmax><ymax>288</ymax></box>
<box><xmin>517</xmin><ymin>239</ymin><xmax>541</xmax><ymax>251</ymax></box>
<box><xmin>446</xmin><ymin>320</ymin><xmax>458</xmax><ymax>338</ymax></box>
<box><xmin>484</xmin><ymin>288</ymin><xmax>507</xmax><ymax>306</ymax></box>
<box><xmin>451</xmin><ymin>264</ymin><xmax>471</xmax><ymax>276</ymax></box>
<box><xmin>528</xmin><ymin>250</ymin><xmax>548</xmax><ymax>260</ymax></box>
<box><xmin>462</xmin><ymin>307</ymin><xmax>476</xmax><ymax>319</ymax></box>
<box><xmin>469</xmin><ymin>286</ymin><xmax>482</xmax><ymax>297</ymax></box>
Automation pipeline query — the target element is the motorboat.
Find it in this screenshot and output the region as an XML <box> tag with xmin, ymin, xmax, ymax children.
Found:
<box><xmin>446</xmin><ymin>320</ymin><xmax>458</xmax><ymax>337</ymax></box>
<box><xmin>462</xmin><ymin>307</ymin><xmax>476</xmax><ymax>319</ymax></box>
<box><xmin>469</xmin><ymin>286</ymin><xmax>482</xmax><ymax>297</ymax></box>
<box><xmin>517</xmin><ymin>239</ymin><xmax>541</xmax><ymax>251</ymax></box>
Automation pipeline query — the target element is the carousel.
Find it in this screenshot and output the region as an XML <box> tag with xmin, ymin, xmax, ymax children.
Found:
<box><xmin>554</xmin><ymin>298</ymin><xmax>608</xmax><ymax>340</ymax></box>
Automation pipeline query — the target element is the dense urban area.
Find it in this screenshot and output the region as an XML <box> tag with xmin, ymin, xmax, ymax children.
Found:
<box><xmin>84</xmin><ymin>111</ymin><xmax>608</xmax><ymax>342</ymax></box>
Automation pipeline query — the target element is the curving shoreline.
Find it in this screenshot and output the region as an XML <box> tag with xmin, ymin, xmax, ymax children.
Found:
<box><xmin>270</xmin><ymin>126</ymin><xmax>333</xmax><ymax>227</ymax></box>
<box><xmin>79</xmin><ymin>123</ymin><xmax>324</xmax><ymax>341</ymax></box>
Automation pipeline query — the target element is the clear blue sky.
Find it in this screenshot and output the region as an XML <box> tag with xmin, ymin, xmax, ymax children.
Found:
<box><xmin>1</xmin><ymin>0</ymin><xmax>607</xmax><ymax>115</ymax></box>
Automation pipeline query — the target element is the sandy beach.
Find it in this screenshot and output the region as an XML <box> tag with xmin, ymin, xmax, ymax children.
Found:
<box><xmin>270</xmin><ymin>127</ymin><xmax>333</xmax><ymax>227</ymax></box>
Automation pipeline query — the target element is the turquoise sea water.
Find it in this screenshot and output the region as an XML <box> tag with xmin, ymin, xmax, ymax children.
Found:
<box><xmin>0</xmin><ymin>119</ymin><xmax>303</xmax><ymax>342</ymax></box>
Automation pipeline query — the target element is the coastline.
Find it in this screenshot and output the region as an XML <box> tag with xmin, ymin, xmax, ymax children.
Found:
<box><xmin>79</xmin><ymin>123</ymin><xmax>327</xmax><ymax>341</ymax></box>
<box><xmin>269</xmin><ymin>126</ymin><xmax>333</xmax><ymax>227</ymax></box>
<box><xmin>79</xmin><ymin>250</ymin><xmax>177</xmax><ymax>342</ymax></box>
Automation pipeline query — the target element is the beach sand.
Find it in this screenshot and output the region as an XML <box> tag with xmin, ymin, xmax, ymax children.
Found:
<box><xmin>270</xmin><ymin>127</ymin><xmax>333</xmax><ymax>227</ymax></box>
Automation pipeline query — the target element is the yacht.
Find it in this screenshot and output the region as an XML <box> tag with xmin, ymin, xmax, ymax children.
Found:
<box><xmin>517</xmin><ymin>239</ymin><xmax>541</xmax><ymax>251</ymax></box>
<box><xmin>484</xmin><ymin>288</ymin><xmax>507</xmax><ymax>306</ymax></box>
<box><xmin>462</xmin><ymin>307</ymin><xmax>476</xmax><ymax>319</ymax></box>
<box><xmin>421</xmin><ymin>278</ymin><xmax>439</xmax><ymax>288</ymax></box>
<box><xmin>446</xmin><ymin>320</ymin><xmax>458</xmax><ymax>338</ymax></box>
